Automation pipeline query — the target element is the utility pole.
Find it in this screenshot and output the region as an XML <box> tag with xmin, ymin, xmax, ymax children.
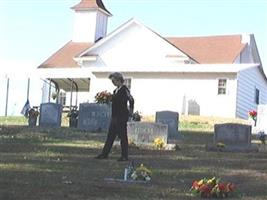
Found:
<box><xmin>27</xmin><ymin>78</ymin><xmax>30</xmax><ymax>100</ymax></box>
<box><xmin>5</xmin><ymin>77</ymin><xmax>10</xmax><ymax>117</ymax></box>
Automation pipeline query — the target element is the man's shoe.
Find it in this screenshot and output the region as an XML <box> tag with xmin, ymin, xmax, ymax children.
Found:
<box><xmin>95</xmin><ymin>154</ymin><xmax>108</xmax><ymax>159</ymax></box>
<box><xmin>117</xmin><ymin>157</ymin><xmax>128</xmax><ymax>162</ymax></box>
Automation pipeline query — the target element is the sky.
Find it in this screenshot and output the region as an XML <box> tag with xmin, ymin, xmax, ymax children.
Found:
<box><xmin>0</xmin><ymin>0</ymin><xmax>266</xmax><ymax>73</ymax></box>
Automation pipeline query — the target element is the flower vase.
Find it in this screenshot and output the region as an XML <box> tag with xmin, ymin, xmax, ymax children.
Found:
<box><xmin>69</xmin><ymin>117</ymin><xmax>78</xmax><ymax>128</ymax></box>
<box><xmin>28</xmin><ymin>116</ymin><xmax>37</xmax><ymax>127</ymax></box>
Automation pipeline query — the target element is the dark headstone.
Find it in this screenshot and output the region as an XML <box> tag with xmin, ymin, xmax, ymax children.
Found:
<box><xmin>127</xmin><ymin>122</ymin><xmax>168</xmax><ymax>145</ymax></box>
<box><xmin>156</xmin><ymin>111</ymin><xmax>180</xmax><ymax>139</ymax></box>
<box><xmin>77</xmin><ymin>103</ymin><xmax>111</xmax><ymax>132</ymax></box>
<box><xmin>207</xmin><ymin>123</ymin><xmax>258</xmax><ymax>152</ymax></box>
<box><xmin>39</xmin><ymin>103</ymin><xmax>62</xmax><ymax>128</ymax></box>
<box><xmin>214</xmin><ymin>123</ymin><xmax>251</xmax><ymax>146</ymax></box>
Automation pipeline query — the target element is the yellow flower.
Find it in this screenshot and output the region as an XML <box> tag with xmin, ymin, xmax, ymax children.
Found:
<box><xmin>131</xmin><ymin>164</ymin><xmax>152</xmax><ymax>181</ymax></box>
<box><xmin>217</xmin><ymin>142</ymin><xmax>225</xmax><ymax>148</ymax></box>
<box><xmin>153</xmin><ymin>137</ymin><xmax>165</xmax><ymax>149</ymax></box>
<box><xmin>198</xmin><ymin>179</ymin><xmax>204</xmax><ymax>186</ymax></box>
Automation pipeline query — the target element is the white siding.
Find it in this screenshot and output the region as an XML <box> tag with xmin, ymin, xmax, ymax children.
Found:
<box><xmin>236</xmin><ymin>66</ymin><xmax>267</xmax><ymax>119</ymax></box>
<box><xmin>84</xmin><ymin>72</ymin><xmax>237</xmax><ymax>118</ymax></box>
<box><xmin>96</xmin><ymin>11</ymin><xmax>108</xmax><ymax>40</ymax></box>
<box><xmin>72</xmin><ymin>11</ymin><xmax>97</xmax><ymax>43</ymax></box>
<box><xmin>82</xmin><ymin>21</ymin><xmax>189</xmax><ymax>68</ymax></box>
<box><xmin>240</xmin><ymin>45</ymin><xmax>254</xmax><ymax>63</ymax></box>
<box><xmin>132</xmin><ymin>73</ymin><xmax>237</xmax><ymax>117</ymax></box>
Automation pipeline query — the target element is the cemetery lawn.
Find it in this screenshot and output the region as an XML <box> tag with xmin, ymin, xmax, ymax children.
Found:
<box><xmin>0</xmin><ymin>125</ymin><xmax>267</xmax><ymax>200</ymax></box>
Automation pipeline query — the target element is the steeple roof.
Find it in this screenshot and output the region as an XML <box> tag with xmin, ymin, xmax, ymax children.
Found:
<box><xmin>71</xmin><ymin>0</ymin><xmax>111</xmax><ymax>16</ymax></box>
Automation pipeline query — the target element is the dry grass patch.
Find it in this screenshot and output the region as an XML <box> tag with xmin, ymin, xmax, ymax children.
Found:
<box><xmin>0</xmin><ymin>116</ymin><xmax>265</xmax><ymax>200</ymax></box>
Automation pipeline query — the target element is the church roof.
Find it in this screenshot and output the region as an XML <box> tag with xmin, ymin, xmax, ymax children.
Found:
<box><xmin>38</xmin><ymin>35</ymin><xmax>247</xmax><ymax>68</ymax></box>
<box><xmin>166</xmin><ymin>35</ymin><xmax>246</xmax><ymax>64</ymax></box>
<box><xmin>38</xmin><ymin>41</ymin><xmax>93</xmax><ymax>68</ymax></box>
<box><xmin>71</xmin><ymin>0</ymin><xmax>111</xmax><ymax>15</ymax></box>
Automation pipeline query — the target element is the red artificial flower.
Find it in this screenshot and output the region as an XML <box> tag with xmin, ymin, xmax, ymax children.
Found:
<box><xmin>190</xmin><ymin>177</ymin><xmax>236</xmax><ymax>198</ymax></box>
<box><xmin>192</xmin><ymin>180</ymin><xmax>200</xmax><ymax>189</ymax></box>
<box><xmin>226</xmin><ymin>183</ymin><xmax>235</xmax><ymax>192</ymax></box>
<box><xmin>199</xmin><ymin>184</ymin><xmax>212</xmax><ymax>194</ymax></box>
<box><xmin>95</xmin><ymin>90</ymin><xmax>112</xmax><ymax>104</ymax></box>
<box><xmin>249</xmin><ymin>110</ymin><xmax>257</xmax><ymax>118</ymax></box>
<box><xmin>218</xmin><ymin>183</ymin><xmax>226</xmax><ymax>192</ymax></box>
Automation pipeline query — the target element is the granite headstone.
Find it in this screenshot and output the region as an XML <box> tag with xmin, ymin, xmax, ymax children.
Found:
<box><xmin>78</xmin><ymin>103</ymin><xmax>111</xmax><ymax>132</ymax></box>
<box><xmin>156</xmin><ymin>111</ymin><xmax>180</xmax><ymax>139</ymax></box>
<box><xmin>207</xmin><ymin>123</ymin><xmax>258</xmax><ymax>152</ymax></box>
<box><xmin>39</xmin><ymin>103</ymin><xmax>62</xmax><ymax>128</ymax></box>
<box><xmin>214</xmin><ymin>123</ymin><xmax>251</xmax><ymax>146</ymax></box>
<box><xmin>127</xmin><ymin>122</ymin><xmax>168</xmax><ymax>145</ymax></box>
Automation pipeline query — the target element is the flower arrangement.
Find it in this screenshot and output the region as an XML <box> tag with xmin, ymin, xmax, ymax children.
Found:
<box><xmin>132</xmin><ymin>111</ymin><xmax>142</xmax><ymax>121</ymax></box>
<box><xmin>28</xmin><ymin>108</ymin><xmax>39</xmax><ymax>118</ymax></box>
<box><xmin>128</xmin><ymin>139</ymin><xmax>137</xmax><ymax>147</ymax></box>
<box><xmin>190</xmin><ymin>177</ymin><xmax>235</xmax><ymax>198</ymax></box>
<box><xmin>67</xmin><ymin>109</ymin><xmax>79</xmax><ymax>128</ymax></box>
<box><xmin>216</xmin><ymin>142</ymin><xmax>226</xmax><ymax>148</ymax></box>
<box><xmin>248</xmin><ymin>110</ymin><xmax>257</xmax><ymax>126</ymax></box>
<box><xmin>153</xmin><ymin>137</ymin><xmax>165</xmax><ymax>149</ymax></box>
<box><xmin>95</xmin><ymin>90</ymin><xmax>112</xmax><ymax>104</ymax></box>
<box><xmin>67</xmin><ymin>109</ymin><xmax>78</xmax><ymax>118</ymax></box>
<box><xmin>216</xmin><ymin>142</ymin><xmax>226</xmax><ymax>150</ymax></box>
<box><xmin>130</xmin><ymin>163</ymin><xmax>152</xmax><ymax>181</ymax></box>
<box><xmin>248</xmin><ymin>110</ymin><xmax>257</xmax><ymax>120</ymax></box>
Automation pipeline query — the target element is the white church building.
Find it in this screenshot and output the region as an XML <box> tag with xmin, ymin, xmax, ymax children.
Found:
<box><xmin>37</xmin><ymin>0</ymin><xmax>267</xmax><ymax>119</ymax></box>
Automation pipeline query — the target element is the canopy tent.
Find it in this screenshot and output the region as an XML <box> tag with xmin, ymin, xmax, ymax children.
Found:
<box><xmin>35</xmin><ymin>68</ymin><xmax>94</xmax><ymax>109</ymax></box>
<box><xmin>49</xmin><ymin>78</ymin><xmax>90</xmax><ymax>92</ymax></box>
<box><xmin>36</xmin><ymin>68</ymin><xmax>93</xmax><ymax>90</ymax></box>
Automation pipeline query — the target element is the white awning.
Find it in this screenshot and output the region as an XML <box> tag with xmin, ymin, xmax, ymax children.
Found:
<box><xmin>36</xmin><ymin>68</ymin><xmax>94</xmax><ymax>92</ymax></box>
<box><xmin>49</xmin><ymin>78</ymin><xmax>90</xmax><ymax>92</ymax></box>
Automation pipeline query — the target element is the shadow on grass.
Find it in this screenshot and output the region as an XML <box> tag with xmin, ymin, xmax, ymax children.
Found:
<box><xmin>0</xmin><ymin>126</ymin><xmax>267</xmax><ymax>199</ymax></box>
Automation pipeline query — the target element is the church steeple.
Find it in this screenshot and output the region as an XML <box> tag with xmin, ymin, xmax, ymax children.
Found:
<box><xmin>71</xmin><ymin>0</ymin><xmax>112</xmax><ymax>43</ymax></box>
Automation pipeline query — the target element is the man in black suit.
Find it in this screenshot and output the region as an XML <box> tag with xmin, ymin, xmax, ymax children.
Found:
<box><xmin>95</xmin><ymin>72</ymin><xmax>134</xmax><ymax>161</ymax></box>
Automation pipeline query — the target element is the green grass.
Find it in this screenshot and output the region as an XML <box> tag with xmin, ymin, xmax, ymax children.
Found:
<box><xmin>0</xmin><ymin>114</ymin><xmax>249</xmax><ymax>132</ymax></box>
<box><xmin>0</xmin><ymin>114</ymin><xmax>70</xmax><ymax>127</ymax></box>
<box><xmin>0</xmin><ymin>116</ymin><xmax>265</xmax><ymax>200</ymax></box>
<box><xmin>0</xmin><ymin>116</ymin><xmax>27</xmax><ymax>125</ymax></box>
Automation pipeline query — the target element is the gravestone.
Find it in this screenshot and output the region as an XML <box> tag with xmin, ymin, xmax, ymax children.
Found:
<box><xmin>77</xmin><ymin>103</ymin><xmax>111</xmax><ymax>132</ymax></box>
<box><xmin>256</xmin><ymin>104</ymin><xmax>267</xmax><ymax>132</ymax></box>
<box><xmin>188</xmin><ymin>99</ymin><xmax>200</xmax><ymax>115</ymax></box>
<box><xmin>127</xmin><ymin>122</ymin><xmax>168</xmax><ymax>145</ymax></box>
<box><xmin>214</xmin><ymin>123</ymin><xmax>251</xmax><ymax>145</ymax></box>
<box><xmin>207</xmin><ymin>123</ymin><xmax>258</xmax><ymax>152</ymax></box>
<box><xmin>155</xmin><ymin>111</ymin><xmax>180</xmax><ymax>139</ymax></box>
<box><xmin>39</xmin><ymin>103</ymin><xmax>62</xmax><ymax>128</ymax></box>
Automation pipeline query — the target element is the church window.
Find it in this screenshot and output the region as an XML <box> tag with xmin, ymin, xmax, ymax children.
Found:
<box><xmin>218</xmin><ymin>79</ymin><xmax>227</xmax><ymax>95</ymax></box>
<box><xmin>255</xmin><ymin>88</ymin><xmax>260</xmax><ymax>104</ymax></box>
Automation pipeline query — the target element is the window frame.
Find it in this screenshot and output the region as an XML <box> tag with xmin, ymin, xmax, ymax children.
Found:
<box><xmin>58</xmin><ymin>90</ymin><xmax>66</xmax><ymax>106</ymax></box>
<box><xmin>217</xmin><ymin>78</ymin><xmax>227</xmax><ymax>95</ymax></box>
<box><xmin>255</xmin><ymin>88</ymin><xmax>260</xmax><ymax>105</ymax></box>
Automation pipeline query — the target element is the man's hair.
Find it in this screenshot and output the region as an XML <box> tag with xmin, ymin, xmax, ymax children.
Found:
<box><xmin>108</xmin><ymin>72</ymin><xmax>124</xmax><ymax>83</ymax></box>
